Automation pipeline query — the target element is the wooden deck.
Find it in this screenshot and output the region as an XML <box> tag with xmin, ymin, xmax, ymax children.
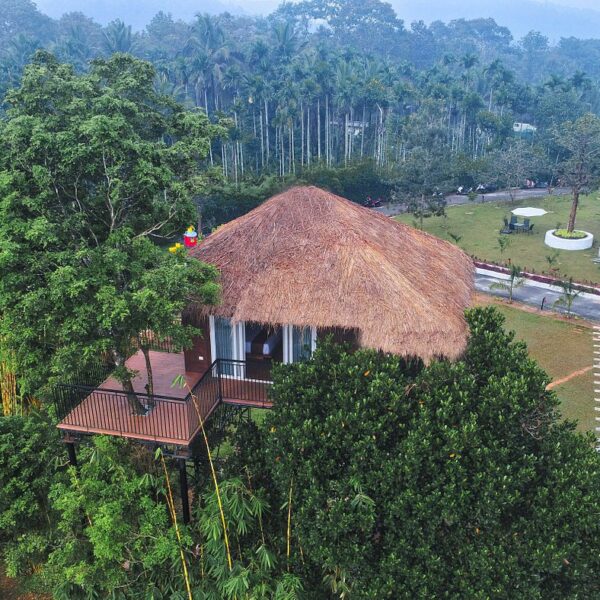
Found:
<box><xmin>99</xmin><ymin>350</ymin><xmax>201</xmax><ymax>399</ymax></box>
<box><xmin>57</xmin><ymin>351</ymin><xmax>207</xmax><ymax>446</ymax></box>
<box><xmin>219</xmin><ymin>376</ymin><xmax>273</xmax><ymax>409</ymax></box>
<box><xmin>57</xmin><ymin>353</ymin><xmax>274</xmax><ymax>446</ymax></box>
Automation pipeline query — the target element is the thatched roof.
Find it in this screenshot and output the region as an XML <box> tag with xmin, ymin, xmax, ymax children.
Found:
<box><xmin>191</xmin><ymin>186</ymin><xmax>473</xmax><ymax>361</ymax></box>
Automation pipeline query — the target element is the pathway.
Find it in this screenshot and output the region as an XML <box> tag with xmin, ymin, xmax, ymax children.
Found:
<box><xmin>546</xmin><ymin>366</ymin><xmax>593</xmax><ymax>390</ymax></box>
<box><xmin>375</xmin><ymin>187</ymin><xmax>570</xmax><ymax>217</ymax></box>
<box><xmin>475</xmin><ymin>270</ymin><xmax>600</xmax><ymax>322</ymax></box>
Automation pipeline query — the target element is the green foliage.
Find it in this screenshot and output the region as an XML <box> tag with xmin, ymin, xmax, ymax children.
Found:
<box><xmin>553</xmin><ymin>229</ymin><xmax>588</xmax><ymax>239</ymax></box>
<box><xmin>553</xmin><ymin>278</ymin><xmax>582</xmax><ymax>318</ymax></box>
<box><xmin>489</xmin><ymin>263</ymin><xmax>525</xmax><ymax>302</ymax></box>
<box><xmin>232</xmin><ymin>307</ymin><xmax>600</xmax><ymax>598</ymax></box>
<box><xmin>44</xmin><ymin>437</ymin><xmax>187</xmax><ymax>598</ymax></box>
<box><xmin>301</xmin><ymin>160</ymin><xmax>394</xmax><ymax>203</ymax></box>
<box><xmin>192</xmin><ymin>478</ymin><xmax>303</xmax><ymax>600</ymax></box>
<box><xmin>0</xmin><ymin>415</ymin><xmax>301</xmax><ymax>598</ymax></box>
<box><xmin>199</xmin><ymin>176</ymin><xmax>290</xmax><ymax>230</ymax></box>
<box><xmin>0</xmin><ymin>412</ymin><xmax>62</xmax><ymax>578</ymax></box>
<box><xmin>199</xmin><ymin>161</ymin><xmax>394</xmax><ymax>230</ymax></box>
<box><xmin>497</xmin><ymin>235</ymin><xmax>511</xmax><ymax>255</ymax></box>
<box><xmin>0</xmin><ymin>52</ymin><xmax>221</xmax><ymax>395</ymax></box>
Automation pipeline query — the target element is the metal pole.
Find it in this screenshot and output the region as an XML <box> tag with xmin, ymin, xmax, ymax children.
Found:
<box><xmin>66</xmin><ymin>442</ymin><xmax>78</xmax><ymax>468</ymax></box>
<box><xmin>179</xmin><ymin>458</ymin><xmax>190</xmax><ymax>524</ymax></box>
<box><xmin>217</xmin><ymin>360</ymin><xmax>223</xmax><ymax>401</ymax></box>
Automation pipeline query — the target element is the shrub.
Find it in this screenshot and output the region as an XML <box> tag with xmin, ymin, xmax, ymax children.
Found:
<box><xmin>552</xmin><ymin>229</ymin><xmax>588</xmax><ymax>239</ymax></box>
<box><xmin>231</xmin><ymin>307</ymin><xmax>600</xmax><ymax>598</ymax></box>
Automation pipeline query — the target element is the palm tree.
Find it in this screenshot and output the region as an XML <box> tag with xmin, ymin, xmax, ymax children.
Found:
<box><xmin>461</xmin><ymin>53</ymin><xmax>479</xmax><ymax>90</ymax></box>
<box><xmin>553</xmin><ymin>278</ymin><xmax>581</xmax><ymax>318</ymax></box>
<box><xmin>544</xmin><ymin>74</ymin><xmax>568</xmax><ymax>92</ymax></box>
<box><xmin>186</xmin><ymin>15</ymin><xmax>230</xmax><ymax>112</ymax></box>
<box><xmin>271</xmin><ymin>21</ymin><xmax>302</xmax><ymax>63</ymax></box>
<box><xmin>103</xmin><ymin>20</ymin><xmax>135</xmax><ymax>54</ymax></box>
<box><xmin>489</xmin><ymin>264</ymin><xmax>525</xmax><ymax>303</ymax></box>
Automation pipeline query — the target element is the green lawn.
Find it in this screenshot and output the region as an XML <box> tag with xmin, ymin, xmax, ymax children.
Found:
<box><xmin>395</xmin><ymin>194</ymin><xmax>600</xmax><ymax>284</ymax></box>
<box><xmin>479</xmin><ymin>300</ymin><xmax>594</xmax><ymax>432</ymax></box>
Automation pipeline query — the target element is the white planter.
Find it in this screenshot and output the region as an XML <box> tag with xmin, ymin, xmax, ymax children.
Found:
<box><xmin>544</xmin><ymin>229</ymin><xmax>594</xmax><ymax>251</ymax></box>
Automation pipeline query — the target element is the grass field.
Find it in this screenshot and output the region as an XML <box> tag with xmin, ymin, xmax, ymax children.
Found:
<box><xmin>395</xmin><ymin>194</ymin><xmax>600</xmax><ymax>284</ymax></box>
<box><xmin>475</xmin><ymin>297</ymin><xmax>594</xmax><ymax>433</ymax></box>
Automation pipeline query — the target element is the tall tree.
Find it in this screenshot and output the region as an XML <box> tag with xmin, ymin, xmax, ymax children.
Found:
<box><xmin>0</xmin><ymin>52</ymin><xmax>222</xmax><ymax>399</ymax></box>
<box><xmin>553</xmin><ymin>113</ymin><xmax>600</xmax><ymax>232</ymax></box>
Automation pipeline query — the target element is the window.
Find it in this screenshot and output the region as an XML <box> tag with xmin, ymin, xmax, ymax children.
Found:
<box><xmin>283</xmin><ymin>325</ymin><xmax>317</xmax><ymax>364</ymax></box>
<box><xmin>209</xmin><ymin>316</ymin><xmax>245</xmax><ymax>377</ymax></box>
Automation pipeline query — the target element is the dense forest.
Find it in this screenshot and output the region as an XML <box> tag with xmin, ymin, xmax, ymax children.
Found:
<box><xmin>3</xmin><ymin>0</ymin><xmax>600</xmax><ymax>225</ymax></box>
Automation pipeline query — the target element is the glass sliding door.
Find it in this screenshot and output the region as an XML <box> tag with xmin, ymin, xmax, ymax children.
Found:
<box><xmin>283</xmin><ymin>325</ymin><xmax>316</xmax><ymax>364</ymax></box>
<box><xmin>210</xmin><ymin>316</ymin><xmax>245</xmax><ymax>377</ymax></box>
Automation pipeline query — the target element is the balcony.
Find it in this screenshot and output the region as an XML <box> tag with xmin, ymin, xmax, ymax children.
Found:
<box><xmin>55</xmin><ymin>350</ymin><xmax>272</xmax><ymax>448</ymax></box>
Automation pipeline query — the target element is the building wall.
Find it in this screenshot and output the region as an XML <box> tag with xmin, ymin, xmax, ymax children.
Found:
<box><xmin>183</xmin><ymin>315</ymin><xmax>212</xmax><ymax>374</ymax></box>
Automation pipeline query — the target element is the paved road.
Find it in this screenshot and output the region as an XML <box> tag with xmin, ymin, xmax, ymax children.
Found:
<box><xmin>376</xmin><ymin>188</ymin><xmax>570</xmax><ymax>217</ymax></box>
<box><xmin>475</xmin><ymin>271</ymin><xmax>600</xmax><ymax>322</ymax></box>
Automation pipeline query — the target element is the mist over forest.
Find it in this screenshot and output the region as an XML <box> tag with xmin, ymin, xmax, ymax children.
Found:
<box><xmin>33</xmin><ymin>0</ymin><xmax>600</xmax><ymax>38</ymax></box>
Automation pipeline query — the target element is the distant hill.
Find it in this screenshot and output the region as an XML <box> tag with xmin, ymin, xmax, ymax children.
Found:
<box><xmin>35</xmin><ymin>0</ymin><xmax>245</xmax><ymax>29</ymax></box>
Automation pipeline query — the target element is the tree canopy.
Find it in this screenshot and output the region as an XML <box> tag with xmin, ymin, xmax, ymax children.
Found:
<box><xmin>0</xmin><ymin>52</ymin><xmax>222</xmax><ymax>396</ymax></box>
<box><xmin>231</xmin><ymin>307</ymin><xmax>600</xmax><ymax>598</ymax></box>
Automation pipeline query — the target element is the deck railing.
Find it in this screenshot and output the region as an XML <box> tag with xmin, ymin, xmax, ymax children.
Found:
<box><xmin>54</xmin><ymin>384</ymin><xmax>197</xmax><ymax>443</ymax></box>
<box><xmin>55</xmin><ymin>358</ymin><xmax>273</xmax><ymax>444</ymax></box>
<box><xmin>215</xmin><ymin>359</ymin><xmax>273</xmax><ymax>408</ymax></box>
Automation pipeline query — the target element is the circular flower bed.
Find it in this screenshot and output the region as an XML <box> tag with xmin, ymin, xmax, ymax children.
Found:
<box><xmin>544</xmin><ymin>229</ymin><xmax>594</xmax><ymax>250</ymax></box>
<box><xmin>552</xmin><ymin>229</ymin><xmax>588</xmax><ymax>240</ymax></box>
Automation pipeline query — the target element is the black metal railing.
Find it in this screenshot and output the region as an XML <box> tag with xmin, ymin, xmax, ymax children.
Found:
<box><xmin>55</xmin><ymin>358</ymin><xmax>273</xmax><ymax>444</ymax></box>
<box><xmin>184</xmin><ymin>364</ymin><xmax>220</xmax><ymax>437</ymax></box>
<box><xmin>55</xmin><ymin>383</ymin><xmax>195</xmax><ymax>443</ymax></box>
<box><xmin>214</xmin><ymin>359</ymin><xmax>272</xmax><ymax>408</ymax></box>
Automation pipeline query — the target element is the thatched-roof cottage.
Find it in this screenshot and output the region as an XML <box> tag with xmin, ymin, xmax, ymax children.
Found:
<box><xmin>55</xmin><ymin>185</ymin><xmax>474</xmax><ymax>490</ymax></box>
<box><xmin>185</xmin><ymin>186</ymin><xmax>472</xmax><ymax>375</ymax></box>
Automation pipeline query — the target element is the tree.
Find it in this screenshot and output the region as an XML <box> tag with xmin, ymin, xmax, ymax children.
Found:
<box><xmin>0</xmin><ymin>0</ymin><xmax>56</xmax><ymax>47</ymax></box>
<box><xmin>0</xmin><ymin>412</ymin><xmax>63</xmax><ymax>578</ymax></box>
<box><xmin>497</xmin><ymin>235</ymin><xmax>511</xmax><ymax>258</ymax></box>
<box><xmin>102</xmin><ymin>19</ymin><xmax>136</xmax><ymax>54</ymax></box>
<box><xmin>553</xmin><ymin>113</ymin><xmax>600</xmax><ymax>232</ymax></box>
<box><xmin>554</xmin><ymin>278</ymin><xmax>581</xmax><ymax>318</ymax></box>
<box><xmin>404</xmin><ymin>193</ymin><xmax>446</xmax><ymax>230</ymax></box>
<box><xmin>1</xmin><ymin>426</ymin><xmax>301</xmax><ymax>599</ymax></box>
<box><xmin>231</xmin><ymin>307</ymin><xmax>600</xmax><ymax>598</ymax></box>
<box><xmin>545</xmin><ymin>250</ymin><xmax>560</xmax><ymax>276</ymax></box>
<box><xmin>0</xmin><ymin>52</ymin><xmax>222</xmax><ymax>401</ymax></box>
<box><xmin>489</xmin><ymin>142</ymin><xmax>546</xmax><ymax>202</ymax></box>
<box><xmin>489</xmin><ymin>263</ymin><xmax>525</xmax><ymax>303</ymax></box>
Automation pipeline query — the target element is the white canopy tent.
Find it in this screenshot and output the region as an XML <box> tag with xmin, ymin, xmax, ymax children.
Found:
<box><xmin>511</xmin><ymin>207</ymin><xmax>548</xmax><ymax>217</ymax></box>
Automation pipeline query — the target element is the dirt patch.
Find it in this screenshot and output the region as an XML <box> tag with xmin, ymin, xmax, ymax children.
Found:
<box><xmin>0</xmin><ymin>566</ymin><xmax>49</xmax><ymax>600</ymax></box>
<box><xmin>546</xmin><ymin>366</ymin><xmax>594</xmax><ymax>390</ymax></box>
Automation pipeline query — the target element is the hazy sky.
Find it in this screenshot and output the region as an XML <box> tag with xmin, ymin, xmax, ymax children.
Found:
<box><xmin>35</xmin><ymin>0</ymin><xmax>600</xmax><ymax>18</ymax></box>
<box><xmin>34</xmin><ymin>0</ymin><xmax>600</xmax><ymax>39</ymax></box>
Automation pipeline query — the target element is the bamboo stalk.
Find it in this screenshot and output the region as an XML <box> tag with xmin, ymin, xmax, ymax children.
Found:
<box><xmin>185</xmin><ymin>382</ymin><xmax>233</xmax><ymax>571</ymax></box>
<box><xmin>286</xmin><ymin>477</ymin><xmax>293</xmax><ymax>570</ymax></box>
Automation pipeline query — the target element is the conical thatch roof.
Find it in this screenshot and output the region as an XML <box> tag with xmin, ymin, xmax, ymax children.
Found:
<box><xmin>191</xmin><ymin>186</ymin><xmax>473</xmax><ymax>361</ymax></box>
